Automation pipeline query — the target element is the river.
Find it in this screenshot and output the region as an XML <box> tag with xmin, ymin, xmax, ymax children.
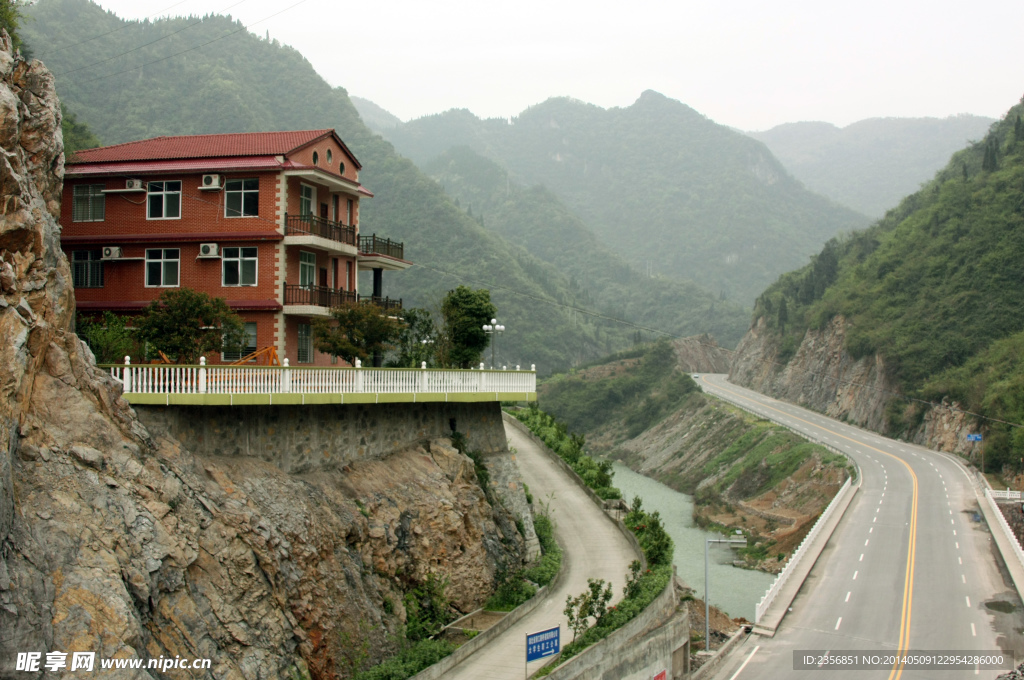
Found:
<box><xmin>611</xmin><ymin>462</ymin><xmax>775</xmax><ymax>621</ymax></box>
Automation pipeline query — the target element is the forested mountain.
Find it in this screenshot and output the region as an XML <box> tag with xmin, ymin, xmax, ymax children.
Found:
<box><xmin>380</xmin><ymin>92</ymin><xmax>870</xmax><ymax>304</ymax></box>
<box><xmin>750</xmin><ymin>115</ymin><xmax>996</xmax><ymax>217</ymax></box>
<box><xmin>23</xmin><ymin>0</ymin><xmax>750</xmax><ymax>371</ymax></box>
<box><xmin>351</xmin><ymin>96</ymin><xmax>403</xmax><ymax>132</ymax></box>
<box><xmin>422</xmin><ymin>146</ymin><xmax>749</xmax><ymax>350</ymax></box>
<box><xmin>749</xmin><ymin>98</ymin><xmax>1024</xmax><ymax>468</ymax></box>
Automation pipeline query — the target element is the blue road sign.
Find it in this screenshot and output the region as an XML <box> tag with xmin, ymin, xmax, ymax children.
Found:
<box><xmin>526</xmin><ymin>626</ymin><xmax>560</xmax><ymax>662</ymax></box>
<box><xmin>967</xmin><ymin>434</ymin><xmax>983</xmax><ymax>442</ymax></box>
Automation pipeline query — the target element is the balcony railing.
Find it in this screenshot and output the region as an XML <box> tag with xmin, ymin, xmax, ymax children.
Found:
<box><xmin>359</xmin><ymin>234</ymin><xmax>404</xmax><ymax>260</ymax></box>
<box><xmin>106</xmin><ymin>360</ymin><xmax>537</xmax><ymax>402</ymax></box>
<box><xmin>285</xmin><ymin>213</ymin><xmax>357</xmax><ymax>247</ymax></box>
<box><xmin>283</xmin><ymin>284</ymin><xmax>357</xmax><ymax>308</ymax></box>
<box><xmin>359</xmin><ymin>295</ymin><xmax>403</xmax><ymax>311</ymax></box>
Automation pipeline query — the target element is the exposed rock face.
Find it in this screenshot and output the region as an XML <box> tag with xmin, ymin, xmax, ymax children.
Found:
<box><xmin>729</xmin><ymin>315</ymin><xmax>982</xmax><ymax>458</ymax></box>
<box><xmin>671</xmin><ymin>334</ymin><xmax>731</xmax><ymax>374</ymax></box>
<box><xmin>0</xmin><ymin>34</ymin><xmax>524</xmax><ymax>679</ymax></box>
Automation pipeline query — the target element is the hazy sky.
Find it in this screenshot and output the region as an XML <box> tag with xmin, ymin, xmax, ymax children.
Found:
<box><xmin>94</xmin><ymin>0</ymin><xmax>1023</xmax><ymax>131</ymax></box>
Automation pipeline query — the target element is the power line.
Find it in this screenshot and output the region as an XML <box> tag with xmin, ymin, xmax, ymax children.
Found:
<box><xmin>70</xmin><ymin>0</ymin><xmax>309</xmax><ymax>86</ymax></box>
<box><xmin>55</xmin><ymin>0</ymin><xmax>253</xmax><ymax>78</ymax></box>
<box><xmin>37</xmin><ymin>0</ymin><xmax>193</xmax><ymax>57</ymax></box>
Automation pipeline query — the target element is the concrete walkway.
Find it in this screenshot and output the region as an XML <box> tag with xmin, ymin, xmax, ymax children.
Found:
<box><xmin>443</xmin><ymin>422</ymin><xmax>639</xmax><ymax>679</ymax></box>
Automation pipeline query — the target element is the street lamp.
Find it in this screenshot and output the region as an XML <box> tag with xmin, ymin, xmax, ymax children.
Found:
<box><xmin>705</xmin><ymin>532</ymin><xmax>747</xmax><ymax>652</ymax></box>
<box><xmin>482</xmin><ymin>318</ymin><xmax>505</xmax><ymax>368</ymax></box>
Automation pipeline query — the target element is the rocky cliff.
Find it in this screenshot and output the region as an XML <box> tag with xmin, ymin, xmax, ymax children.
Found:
<box><xmin>0</xmin><ymin>35</ymin><xmax>524</xmax><ymax>679</ymax></box>
<box><xmin>729</xmin><ymin>315</ymin><xmax>983</xmax><ymax>459</ymax></box>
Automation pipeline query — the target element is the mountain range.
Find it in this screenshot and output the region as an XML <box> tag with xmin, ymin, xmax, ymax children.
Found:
<box><xmin>750</xmin><ymin>115</ymin><xmax>995</xmax><ymax>217</ymax></box>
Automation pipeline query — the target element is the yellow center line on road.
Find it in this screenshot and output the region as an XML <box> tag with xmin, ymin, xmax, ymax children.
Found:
<box><xmin>701</xmin><ymin>378</ymin><xmax>919</xmax><ymax>680</ymax></box>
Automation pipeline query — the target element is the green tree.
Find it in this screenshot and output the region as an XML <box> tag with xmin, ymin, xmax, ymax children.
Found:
<box><xmin>0</xmin><ymin>0</ymin><xmax>26</xmax><ymax>52</ymax></box>
<box><xmin>312</xmin><ymin>302</ymin><xmax>403</xmax><ymax>364</ymax></box>
<box><xmin>136</xmin><ymin>288</ymin><xmax>245</xmax><ymax>364</ymax></box>
<box><xmin>436</xmin><ymin>286</ymin><xmax>496</xmax><ymax>368</ymax></box>
<box><xmin>386</xmin><ymin>307</ymin><xmax>437</xmax><ymax>367</ymax></box>
<box><xmin>777</xmin><ymin>296</ymin><xmax>788</xmax><ymax>332</ymax></box>
<box><xmin>77</xmin><ymin>311</ymin><xmax>141</xmax><ymax>364</ymax></box>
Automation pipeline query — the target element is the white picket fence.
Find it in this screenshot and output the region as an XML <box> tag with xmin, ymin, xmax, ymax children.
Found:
<box><xmin>108</xmin><ymin>358</ymin><xmax>536</xmax><ymax>395</ymax></box>
<box><xmin>754</xmin><ymin>475</ymin><xmax>852</xmax><ymax>623</ymax></box>
<box><xmin>985</xmin><ymin>489</ymin><xmax>1024</xmax><ymax>572</ymax></box>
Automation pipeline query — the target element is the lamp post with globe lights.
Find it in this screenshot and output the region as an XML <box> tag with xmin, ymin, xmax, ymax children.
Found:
<box><xmin>482</xmin><ymin>319</ymin><xmax>505</xmax><ymax>369</ymax></box>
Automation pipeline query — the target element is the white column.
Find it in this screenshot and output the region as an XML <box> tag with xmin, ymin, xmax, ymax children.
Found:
<box><xmin>123</xmin><ymin>356</ymin><xmax>133</xmax><ymax>393</ymax></box>
<box><xmin>282</xmin><ymin>358</ymin><xmax>292</xmax><ymax>393</ymax></box>
<box><xmin>198</xmin><ymin>356</ymin><xmax>207</xmax><ymax>394</ymax></box>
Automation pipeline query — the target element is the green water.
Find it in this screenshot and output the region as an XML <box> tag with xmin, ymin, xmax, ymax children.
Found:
<box><xmin>611</xmin><ymin>462</ymin><xmax>775</xmax><ymax>620</ymax></box>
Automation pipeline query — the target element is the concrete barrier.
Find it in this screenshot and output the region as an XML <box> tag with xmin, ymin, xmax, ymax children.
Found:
<box><xmin>539</xmin><ymin>569</ymin><xmax>681</xmax><ymax>680</ymax></box>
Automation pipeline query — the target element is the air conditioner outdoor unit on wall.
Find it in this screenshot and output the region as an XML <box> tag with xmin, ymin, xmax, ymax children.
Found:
<box><xmin>125</xmin><ymin>179</ymin><xmax>144</xmax><ymax>190</ymax></box>
<box><xmin>198</xmin><ymin>243</ymin><xmax>220</xmax><ymax>258</ymax></box>
<box><xmin>101</xmin><ymin>246</ymin><xmax>123</xmax><ymax>259</ymax></box>
<box><xmin>201</xmin><ymin>174</ymin><xmax>223</xmax><ymax>190</ymax></box>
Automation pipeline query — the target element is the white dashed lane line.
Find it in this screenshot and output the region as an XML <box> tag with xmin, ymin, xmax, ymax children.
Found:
<box><xmin>845</xmin><ymin>591</ymin><xmax>851</xmax><ymax>602</ymax></box>
<box><xmin>853</xmin><ymin>571</ymin><xmax>858</xmax><ymax>580</ymax></box>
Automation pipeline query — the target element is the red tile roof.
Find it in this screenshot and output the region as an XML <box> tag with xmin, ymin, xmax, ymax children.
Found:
<box><xmin>65</xmin><ymin>156</ymin><xmax>287</xmax><ymax>176</ymax></box>
<box><xmin>70</xmin><ymin>129</ymin><xmax>360</xmax><ymax>167</ymax></box>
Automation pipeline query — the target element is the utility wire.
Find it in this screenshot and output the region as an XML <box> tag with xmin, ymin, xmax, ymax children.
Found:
<box><xmin>55</xmin><ymin>0</ymin><xmax>252</xmax><ymax>77</ymax></box>
<box><xmin>37</xmin><ymin>0</ymin><xmax>193</xmax><ymax>57</ymax></box>
<box><xmin>68</xmin><ymin>0</ymin><xmax>308</xmax><ymax>85</ymax></box>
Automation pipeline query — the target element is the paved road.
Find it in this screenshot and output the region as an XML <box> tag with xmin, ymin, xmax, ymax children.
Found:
<box><xmin>697</xmin><ymin>375</ymin><xmax>1024</xmax><ymax>680</ymax></box>
<box><xmin>445</xmin><ymin>421</ymin><xmax>639</xmax><ymax>679</ymax></box>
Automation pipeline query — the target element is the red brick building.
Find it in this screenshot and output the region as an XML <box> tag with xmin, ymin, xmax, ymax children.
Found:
<box><xmin>60</xmin><ymin>129</ymin><xmax>410</xmax><ymax>365</ymax></box>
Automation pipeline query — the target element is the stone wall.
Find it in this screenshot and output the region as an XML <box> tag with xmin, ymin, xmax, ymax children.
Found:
<box><xmin>136</xmin><ymin>401</ymin><xmax>510</xmax><ymax>473</ymax></box>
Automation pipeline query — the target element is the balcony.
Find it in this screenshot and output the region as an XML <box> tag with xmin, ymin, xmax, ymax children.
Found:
<box><xmin>359</xmin><ymin>295</ymin><xmax>403</xmax><ymax>311</ymax></box>
<box><xmin>284</xmin><ymin>213</ymin><xmax>358</xmax><ymax>255</ymax></box>
<box><xmin>358</xmin><ymin>234</ymin><xmax>411</xmax><ymax>271</ymax></box>
<box><xmin>283</xmin><ymin>284</ymin><xmax>356</xmax><ymax>316</ymax></box>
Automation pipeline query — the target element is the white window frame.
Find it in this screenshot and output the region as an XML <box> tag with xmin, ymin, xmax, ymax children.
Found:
<box><xmin>299</xmin><ymin>251</ymin><xmax>316</xmax><ymax>288</ymax></box>
<box><xmin>145</xmin><ymin>248</ymin><xmax>180</xmax><ymax>287</ymax></box>
<box><xmin>225</xmin><ymin>178</ymin><xmax>259</xmax><ymax>218</ymax></box>
<box><xmin>346</xmin><ymin>198</ymin><xmax>353</xmax><ymax>225</ymax></box>
<box><xmin>297</xmin><ymin>323</ymin><xmax>313</xmax><ymax>363</ymax></box>
<box><xmin>222</xmin><ymin>322</ymin><xmax>258</xmax><ymax>362</ymax></box>
<box><xmin>72</xmin><ymin>185</ymin><xmax>105</xmax><ymax>222</ymax></box>
<box><xmin>147</xmin><ymin>180</ymin><xmax>182</xmax><ymax>220</ymax></box>
<box><xmin>222</xmin><ymin>246</ymin><xmax>258</xmax><ymax>287</ymax></box>
<box><xmin>299</xmin><ymin>184</ymin><xmax>315</xmax><ymax>216</ymax></box>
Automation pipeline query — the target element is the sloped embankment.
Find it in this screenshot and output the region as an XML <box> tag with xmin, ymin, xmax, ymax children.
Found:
<box><xmin>539</xmin><ymin>339</ymin><xmax>848</xmax><ymax>572</ymax></box>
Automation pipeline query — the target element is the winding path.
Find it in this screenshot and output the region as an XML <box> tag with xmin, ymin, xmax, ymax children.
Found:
<box><xmin>443</xmin><ymin>420</ymin><xmax>639</xmax><ymax>679</ymax></box>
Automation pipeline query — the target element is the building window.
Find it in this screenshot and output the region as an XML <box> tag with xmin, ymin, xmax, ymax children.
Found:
<box><xmin>326</xmin><ymin>149</ymin><xmax>333</xmax><ymax>165</ymax></box>
<box><xmin>71</xmin><ymin>250</ymin><xmax>104</xmax><ymax>287</ymax></box>
<box><xmin>312</xmin><ymin>151</ymin><xmax>319</xmax><ymax>166</ymax></box>
<box><xmin>345</xmin><ymin>260</ymin><xmax>352</xmax><ymax>290</ymax></box>
<box><xmin>346</xmin><ymin>198</ymin><xmax>353</xmax><ymax>225</ymax></box>
<box><xmin>223</xmin><ymin>322</ymin><xmax>258</xmax><ymax>362</ymax></box>
<box><xmin>297</xmin><ymin>323</ymin><xmax>312</xmax><ymax>363</ymax></box>
<box><xmin>225</xmin><ymin>178</ymin><xmax>259</xmax><ymax>217</ymax></box>
<box><xmin>299</xmin><ymin>251</ymin><xmax>316</xmax><ymax>288</ymax></box>
<box><xmin>145</xmin><ymin>248</ymin><xmax>180</xmax><ymax>287</ymax></box>
<box><xmin>72</xmin><ymin>185</ymin><xmax>105</xmax><ymax>222</ymax></box>
<box><xmin>222</xmin><ymin>247</ymin><xmax>257</xmax><ymax>286</ymax></box>
<box><xmin>147</xmin><ymin>181</ymin><xmax>182</xmax><ymax>219</ymax></box>
<box><xmin>299</xmin><ymin>184</ymin><xmax>314</xmax><ymax>216</ymax></box>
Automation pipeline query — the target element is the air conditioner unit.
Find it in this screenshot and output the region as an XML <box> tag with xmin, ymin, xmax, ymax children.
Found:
<box><xmin>201</xmin><ymin>174</ymin><xmax>223</xmax><ymax>190</ymax></box>
<box><xmin>198</xmin><ymin>243</ymin><xmax>220</xmax><ymax>258</ymax></box>
<box><xmin>125</xmin><ymin>179</ymin><xmax>144</xmax><ymax>191</ymax></box>
<box><xmin>102</xmin><ymin>246</ymin><xmax>123</xmax><ymax>260</ymax></box>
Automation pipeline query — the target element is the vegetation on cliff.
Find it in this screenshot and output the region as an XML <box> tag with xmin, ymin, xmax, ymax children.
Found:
<box><xmin>751</xmin><ymin>98</ymin><xmax>1024</xmax><ymax>469</ymax></box>
<box><xmin>534</xmin><ymin>341</ymin><xmax>849</xmax><ymax>570</ymax></box>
